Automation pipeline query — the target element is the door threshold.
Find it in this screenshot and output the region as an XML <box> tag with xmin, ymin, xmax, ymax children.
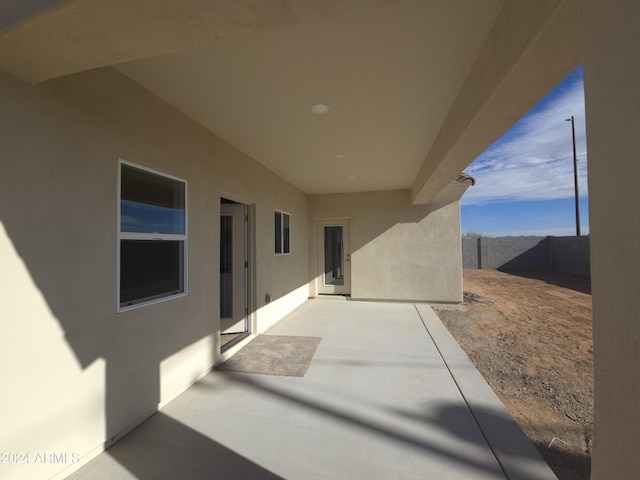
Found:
<box><xmin>221</xmin><ymin>331</ymin><xmax>251</xmax><ymax>351</ymax></box>
<box><xmin>316</xmin><ymin>294</ymin><xmax>351</xmax><ymax>301</ymax></box>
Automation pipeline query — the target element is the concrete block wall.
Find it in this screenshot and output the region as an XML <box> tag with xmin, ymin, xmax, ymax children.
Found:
<box><xmin>550</xmin><ymin>236</ymin><xmax>591</xmax><ymax>276</ymax></box>
<box><xmin>463</xmin><ymin>236</ymin><xmax>590</xmax><ymax>275</ymax></box>
<box><xmin>481</xmin><ymin>236</ymin><xmax>551</xmax><ymax>270</ymax></box>
<box><xmin>462</xmin><ymin>237</ymin><xmax>478</xmax><ymax>269</ymax></box>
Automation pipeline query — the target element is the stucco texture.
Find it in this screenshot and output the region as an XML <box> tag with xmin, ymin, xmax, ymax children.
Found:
<box><xmin>583</xmin><ymin>1</ymin><xmax>640</xmax><ymax>478</ymax></box>
<box><xmin>0</xmin><ymin>66</ymin><xmax>309</xmax><ymax>479</ymax></box>
<box><xmin>310</xmin><ymin>190</ymin><xmax>463</xmax><ymax>303</ymax></box>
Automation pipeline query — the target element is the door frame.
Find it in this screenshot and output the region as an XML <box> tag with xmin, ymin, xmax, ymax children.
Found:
<box><xmin>220</xmin><ymin>203</ymin><xmax>246</xmax><ymax>334</ymax></box>
<box><xmin>317</xmin><ymin>218</ymin><xmax>351</xmax><ymax>295</ymax></box>
<box><xmin>220</xmin><ymin>196</ymin><xmax>255</xmax><ymax>351</ymax></box>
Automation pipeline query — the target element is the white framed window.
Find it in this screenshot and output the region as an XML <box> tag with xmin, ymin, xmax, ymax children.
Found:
<box><xmin>274</xmin><ymin>210</ymin><xmax>291</xmax><ymax>255</ymax></box>
<box><xmin>118</xmin><ymin>160</ymin><xmax>187</xmax><ymax>311</ymax></box>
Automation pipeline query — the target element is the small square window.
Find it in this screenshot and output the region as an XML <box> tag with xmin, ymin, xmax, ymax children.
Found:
<box><xmin>275</xmin><ymin>210</ymin><xmax>291</xmax><ymax>255</ymax></box>
<box><xmin>118</xmin><ymin>161</ymin><xmax>187</xmax><ymax>310</ymax></box>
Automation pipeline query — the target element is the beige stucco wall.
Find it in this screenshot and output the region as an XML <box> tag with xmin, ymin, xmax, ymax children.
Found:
<box><xmin>582</xmin><ymin>1</ymin><xmax>640</xmax><ymax>478</ymax></box>
<box><xmin>0</xmin><ymin>67</ymin><xmax>309</xmax><ymax>480</ymax></box>
<box><xmin>309</xmin><ymin>190</ymin><xmax>463</xmax><ymax>304</ymax></box>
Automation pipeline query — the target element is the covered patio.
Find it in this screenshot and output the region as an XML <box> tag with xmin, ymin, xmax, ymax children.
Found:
<box><xmin>69</xmin><ymin>300</ymin><xmax>555</xmax><ymax>480</ymax></box>
<box><xmin>3</xmin><ymin>2</ymin><xmax>640</xmax><ymax>478</ymax></box>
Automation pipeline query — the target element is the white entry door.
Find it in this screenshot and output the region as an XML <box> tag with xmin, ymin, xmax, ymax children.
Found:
<box><xmin>317</xmin><ymin>219</ymin><xmax>351</xmax><ymax>295</ymax></box>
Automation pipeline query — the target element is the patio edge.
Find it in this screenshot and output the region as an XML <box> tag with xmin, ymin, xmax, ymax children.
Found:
<box><xmin>414</xmin><ymin>304</ymin><xmax>558</xmax><ymax>480</ymax></box>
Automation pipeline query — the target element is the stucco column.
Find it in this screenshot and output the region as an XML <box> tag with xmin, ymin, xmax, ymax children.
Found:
<box><xmin>582</xmin><ymin>1</ymin><xmax>640</xmax><ymax>478</ymax></box>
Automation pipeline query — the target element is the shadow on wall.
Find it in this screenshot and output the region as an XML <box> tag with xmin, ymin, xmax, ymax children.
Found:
<box><xmin>463</xmin><ymin>236</ymin><xmax>591</xmax><ymax>276</ymax></box>
<box><xmin>0</xmin><ymin>67</ymin><xmax>460</xmax><ymax>479</ymax></box>
<box><xmin>310</xmin><ymin>190</ymin><xmax>452</xmax><ymax>253</ymax></box>
<box><xmin>309</xmin><ymin>189</ymin><xmax>463</xmax><ymax>301</ymax></box>
<box><xmin>497</xmin><ymin>237</ymin><xmax>552</xmax><ymax>272</ymax></box>
<box><xmin>0</xmin><ymin>68</ymin><xmax>235</xmax><ymax>479</ymax></box>
<box><xmin>0</xmin><ymin>66</ymin><xmax>313</xmax><ymax>480</ymax></box>
<box><xmin>260</xmin><ymin>190</ymin><xmax>459</xmax><ymax>322</ymax></box>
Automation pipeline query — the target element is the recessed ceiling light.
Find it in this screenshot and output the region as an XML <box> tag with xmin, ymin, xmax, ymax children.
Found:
<box><xmin>311</xmin><ymin>103</ymin><xmax>330</xmax><ymax>114</ymax></box>
<box><xmin>335</xmin><ymin>154</ymin><xmax>345</xmax><ymax>159</ymax></box>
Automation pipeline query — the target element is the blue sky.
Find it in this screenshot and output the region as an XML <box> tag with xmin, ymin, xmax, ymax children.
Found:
<box><xmin>461</xmin><ymin>66</ymin><xmax>587</xmax><ymax>236</ymax></box>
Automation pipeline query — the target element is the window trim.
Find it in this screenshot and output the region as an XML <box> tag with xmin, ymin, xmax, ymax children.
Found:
<box><xmin>274</xmin><ymin>209</ymin><xmax>291</xmax><ymax>255</ymax></box>
<box><xmin>117</xmin><ymin>159</ymin><xmax>188</xmax><ymax>312</ymax></box>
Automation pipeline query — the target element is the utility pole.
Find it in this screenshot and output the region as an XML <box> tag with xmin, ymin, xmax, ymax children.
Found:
<box><xmin>565</xmin><ymin>115</ymin><xmax>581</xmax><ymax>236</ymax></box>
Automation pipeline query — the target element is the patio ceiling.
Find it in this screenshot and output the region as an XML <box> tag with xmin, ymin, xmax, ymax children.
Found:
<box><xmin>111</xmin><ymin>0</ymin><xmax>502</xmax><ymax>196</ymax></box>
<box><xmin>0</xmin><ymin>0</ymin><xmax>580</xmax><ymax>203</ymax></box>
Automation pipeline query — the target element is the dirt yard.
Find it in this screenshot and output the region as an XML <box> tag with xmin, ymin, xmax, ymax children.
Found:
<box><xmin>435</xmin><ymin>269</ymin><xmax>593</xmax><ymax>480</ymax></box>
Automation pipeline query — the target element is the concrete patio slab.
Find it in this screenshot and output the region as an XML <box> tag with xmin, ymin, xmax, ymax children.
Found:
<box><xmin>68</xmin><ymin>300</ymin><xmax>556</xmax><ymax>480</ymax></box>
